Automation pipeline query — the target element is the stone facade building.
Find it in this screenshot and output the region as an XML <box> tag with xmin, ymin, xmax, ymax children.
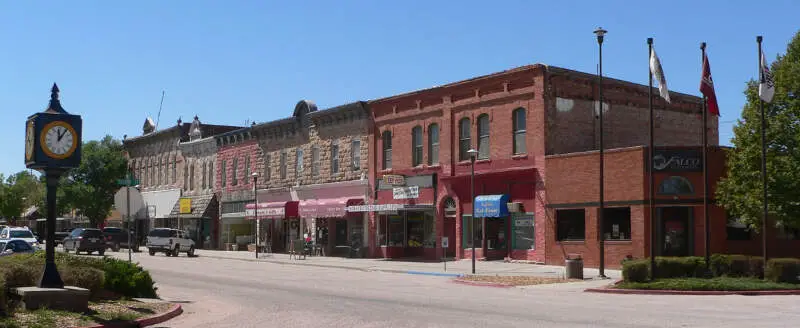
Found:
<box><xmin>123</xmin><ymin>117</ymin><xmax>239</xmax><ymax>241</ymax></box>
<box><xmin>237</xmin><ymin>100</ymin><xmax>371</xmax><ymax>255</ymax></box>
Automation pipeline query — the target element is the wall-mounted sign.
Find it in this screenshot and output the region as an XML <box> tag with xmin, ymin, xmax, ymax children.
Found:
<box><xmin>383</xmin><ymin>174</ymin><xmax>405</xmax><ymax>186</ymax></box>
<box><xmin>392</xmin><ymin>186</ymin><xmax>419</xmax><ymax>200</ymax></box>
<box><xmin>346</xmin><ymin>204</ymin><xmax>405</xmax><ymax>212</ymax></box>
<box><xmin>246</xmin><ymin>207</ymin><xmax>285</xmax><ymax>218</ymax></box>
<box><xmin>652</xmin><ymin>150</ymin><xmax>702</xmax><ymax>172</ymax></box>
<box><xmin>441</xmin><ymin>237</ymin><xmax>449</xmax><ymax>248</ymax></box>
<box><xmin>179</xmin><ymin>198</ymin><xmax>192</xmax><ymax>214</ymax></box>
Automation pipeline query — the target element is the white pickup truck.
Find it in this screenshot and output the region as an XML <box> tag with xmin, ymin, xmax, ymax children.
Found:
<box><xmin>146</xmin><ymin>228</ymin><xmax>196</xmax><ymax>257</ymax></box>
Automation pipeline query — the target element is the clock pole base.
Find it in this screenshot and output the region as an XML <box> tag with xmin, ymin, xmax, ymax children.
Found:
<box><xmin>38</xmin><ymin>261</ymin><xmax>65</xmax><ymax>289</ymax></box>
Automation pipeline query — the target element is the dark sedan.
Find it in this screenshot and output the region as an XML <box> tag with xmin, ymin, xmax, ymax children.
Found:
<box><xmin>0</xmin><ymin>240</ymin><xmax>37</xmax><ymax>257</ymax></box>
<box><xmin>62</xmin><ymin>228</ymin><xmax>106</xmax><ymax>255</ymax></box>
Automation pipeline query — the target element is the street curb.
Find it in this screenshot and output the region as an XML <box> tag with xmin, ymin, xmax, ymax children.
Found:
<box><xmin>407</xmin><ymin>271</ymin><xmax>464</xmax><ymax>277</ymax></box>
<box><xmin>584</xmin><ymin>287</ymin><xmax>800</xmax><ymax>296</ymax></box>
<box><xmin>79</xmin><ymin>303</ymin><xmax>182</xmax><ymax>328</ymax></box>
<box><xmin>451</xmin><ymin>278</ymin><xmax>514</xmax><ymax>288</ymax></box>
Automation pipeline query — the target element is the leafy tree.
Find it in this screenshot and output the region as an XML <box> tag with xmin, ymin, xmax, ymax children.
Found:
<box><xmin>0</xmin><ymin>170</ymin><xmax>44</xmax><ymax>225</ymax></box>
<box><xmin>717</xmin><ymin>31</ymin><xmax>800</xmax><ymax>231</ymax></box>
<box><xmin>59</xmin><ymin>136</ymin><xmax>129</xmax><ymax>227</ymax></box>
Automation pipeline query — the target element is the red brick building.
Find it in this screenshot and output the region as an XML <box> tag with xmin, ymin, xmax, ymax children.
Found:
<box><xmin>365</xmin><ymin>64</ymin><xmax>729</xmax><ymax>265</ymax></box>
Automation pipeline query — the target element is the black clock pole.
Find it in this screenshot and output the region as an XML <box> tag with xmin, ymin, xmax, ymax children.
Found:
<box><xmin>40</xmin><ymin>169</ymin><xmax>65</xmax><ymax>288</ymax></box>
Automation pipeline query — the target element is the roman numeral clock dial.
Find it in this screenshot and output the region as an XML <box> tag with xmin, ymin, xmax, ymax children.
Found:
<box><xmin>40</xmin><ymin>121</ymin><xmax>78</xmax><ymax>160</ymax></box>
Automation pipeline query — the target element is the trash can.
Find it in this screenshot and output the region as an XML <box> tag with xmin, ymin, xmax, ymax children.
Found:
<box><xmin>565</xmin><ymin>254</ymin><xmax>584</xmax><ymax>279</ymax></box>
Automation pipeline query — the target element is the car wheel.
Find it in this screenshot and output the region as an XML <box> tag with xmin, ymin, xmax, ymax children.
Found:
<box><xmin>98</xmin><ymin>249</ymin><xmax>105</xmax><ymax>256</ymax></box>
<box><xmin>172</xmin><ymin>245</ymin><xmax>180</xmax><ymax>257</ymax></box>
<box><xmin>87</xmin><ymin>251</ymin><xmax>92</xmax><ymax>255</ymax></box>
<box><xmin>63</xmin><ymin>247</ymin><xmax>70</xmax><ymax>253</ymax></box>
<box><xmin>149</xmin><ymin>249</ymin><xmax>156</xmax><ymax>256</ymax></box>
<box><xmin>112</xmin><ymin>242</ymin><xmax>120</xmax><ymax>252</ymax></box>
<box><xmin>187</xmin><ymin>246</ymin><xmax>195</xmax><ymax>257</ymax></box>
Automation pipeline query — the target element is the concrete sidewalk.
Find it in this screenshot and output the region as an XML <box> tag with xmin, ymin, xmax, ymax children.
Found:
<box><xmin>193</xmin><ymin>249</ymin><xmax>621</xmax><ymax>279</ymax></box>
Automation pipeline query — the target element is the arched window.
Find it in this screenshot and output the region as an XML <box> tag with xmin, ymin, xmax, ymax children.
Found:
<box><xmin>512</xmin><ymin>108</ymin><xmax>526</xmax><ymax>155</ymax></box>
<box><xmin>658</xmin><ymin>176</ymin><xmax>694</xmax><ymax>195</ymax></box>
<box><xmin>428</xmin><ymin>123</ymin><xmax>439</xmax><ymax>165</ymax></box>
<box><xmin>477</xmin><ymin>114</ymin><xmax>490</xmax><ymax>159</ymax></box>
<box><xmin>171</xmin><ymin>155</ymin><xmax>177</xmax><ymax>184</ymax></box>
<box><xmin>189</xmin><ymin>163</ymin><xmax>195</xmax><ymax>191</ymax></box>
<box><xmin>412</xmin><ymin>126</ymin><xmax>423</xmax><ymax>167</ymax></box>
<box><xmin>458</xmin><ymin>118</ymin><xmax>471</xmax><ymax>161</ymax></box>
<box><xmin>382</xmin><ymin>131</ymin><xmax>392</xmax><ymax>169</ymax></box>
<box><xmin>202</xmin><ymin>162</ymin><xmax>207</xmax><ymax>189</ymax></box>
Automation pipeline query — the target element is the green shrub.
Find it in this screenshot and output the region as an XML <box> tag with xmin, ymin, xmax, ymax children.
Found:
<box><xmin>710</xmin><ymin>254</ymin><xmax>731</xmax><ymax>277</ymax></box>
<box><xmin>622</xmin><ymin>259</ymin><xmax>650</xmax><ymax>282</ymax></box>
<box><xmin>0</xmin><ymin>263</ymin><xmax>42</xmax><ymax>289</ymax></box>
<box><xmin>765</xmin><ymin>258</ymin><xmax>800</xmax><ymax>284</ymax></box>
<box><xmin>726</xmin><ymin>255</ymin><xmax>765</xmax><ymax>278</ymax></box>
<box><xmin>654</xmin><ymin>257</ymin><xmax>706</xmax><ymax>279</ymax></box>
<box><xmin>0</xmin><ymin>276</ymin><xmax>6</xmax><ymax>317</ymax></box>
<box><xmin>100</xmin><ymin>258</ymin><xmax>157</xmax><ymax>298</ymax></box>
<box><xmin>62</xmin><ymin>267</ymin><xmax>105</xmax><ymax>298</ymax></box>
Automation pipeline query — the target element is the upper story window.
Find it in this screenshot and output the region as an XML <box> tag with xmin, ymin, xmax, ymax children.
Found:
<box><xmin>331</xmin><ymin>141</ymin><xmax>340</xmax><ymax>174</ymax></box>
<box><xmin>156</xmin><ymin>158</ymin><xmax>162</xmax><ymax>186</ymax></box>
<box><xmin>296</xmin><ymin>148</ymin><xmax>304</xmax><ymax>178</ymax></box>
<box><xmin>221</xmin><ymin>159</ymin><xmax>227</xmax><ymax>187</ymax></box>
<box><xmin>189</xmin><ymin>164</ymin><xmax>195</xmax><ymax>191</ymax></box>
<box><xmin>412</xmin><ymin>126</ymin><xmax>423</xmax><ymax>167</ymax></box>
<box><xmin>312</xmin><ymin>146</ymin><xmax>320</xmax><ymax>176</ymax></box>
<box><xmin>513</xmin><ymin>108</ymin><xmax>527</xmax><ymax>155</ymax></box>
<box><xmin>658</xmin><ymin>176</ymin><xmax>694</xmax><ymax>195</ymax></box>
<box><xmin>428</xmin><ymin>124</ymin><xmax>439</xmax><ymax>165</ymax></box>
<box><xmin>280</xmin><ymin>151</ymin><xmax>287</xmax><ymax>179</ymax></box>
<box><xmin>172</xmin><ymin>156</ymin><xmax>177</xmax><ymax>184</ymax></box>
<box><xmin>264</xmin><ymin>153</ymin><xmax>271</xmax><ymax>181</ymax></box>
<box><xmin>477</xmin><ymin>114</ymin><xmax>490</xmax><ymax>160</ymax></box>
<box><xmin>458</xmin><ymin>118</ymin><xmax>471</xmax><ymax>161</ymax></box>
<box><xmin>351</xmin><ymin>139</ymin><xmax>361</xmax><ymax>170</ymax></box>
<box><xmin>244</xmin><ymin>156</ymin><xmax>251</xmax><ymax>184</ymax></box>
<box><xmin>382</xmin><ymin>131</ymin><xmax>392</xmax><ymax>170</ymax></box>
<box><xmin>183</xmin><ymin>163</ymin><xmax>189</xmax><ymax>191</ymax></box>
<box><xmin>202</xmin><ymin>162</ymin><xmax>207</xmax><ymax>189</ymax></box>
<box><xmin>208</xmin><ymin>161</ymin><xmax>214</xmax><ymax>189</ymax></box>
<box><xmin>232</xmin><ymin>157</ymin><xmax>239</xmax><ymax>186</ymax></box>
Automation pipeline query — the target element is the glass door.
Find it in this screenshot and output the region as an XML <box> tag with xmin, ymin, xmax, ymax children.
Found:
<box><xmin>660</xmin><ymin>207</ymin><xmax>692</xmax><ymax>257</ymax></box>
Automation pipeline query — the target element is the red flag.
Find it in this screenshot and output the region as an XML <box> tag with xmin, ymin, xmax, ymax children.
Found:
<box><xmin>699</xmin><ymin>53</ymin><xmax>720</xmax><ymax>116</ymax></box>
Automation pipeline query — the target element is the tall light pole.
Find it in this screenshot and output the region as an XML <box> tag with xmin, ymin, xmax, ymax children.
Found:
<box><xmin>468</xmin><ymin>148</ymin><xmax>478</xmax><ymax>274</ymax></box>
<box><xmin>594</xmin><ymin>27</ymin><xmax>607</xmax><ymax>278</ymax></box>
<box><xmin>252</xmin><ymin>172</ymin><xmax>259</xmax><ymax>259</ymax></box>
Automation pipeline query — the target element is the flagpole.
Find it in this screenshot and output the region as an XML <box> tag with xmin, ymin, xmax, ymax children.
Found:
<box><xmin>648</xmin><ymin>37</ymin><xmax>657</xmax><ymax>280</ymax></box>
<box><xmin>701</xmin><ymin>42</ymin><xmax>711</xmax><ymax>271</ymax></box>
<box><xmin>757</xmin><ymin>35</ymin><xmax>768</xmax><ymax>267</ymax></box>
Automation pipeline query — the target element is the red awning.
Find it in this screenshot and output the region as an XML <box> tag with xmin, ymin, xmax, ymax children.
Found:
<box><xmin>245</xmin><ymin>201</ymin><xmax>299</xmax><ymax>219</ymax></box>
<box><xmin>298</xmin><ymin>198</ymin><xmax>364</xmax><ymax>219</ymax></box>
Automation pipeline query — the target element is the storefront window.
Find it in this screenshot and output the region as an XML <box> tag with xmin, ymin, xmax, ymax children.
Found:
<box><xmin>388</xmin><ymin>215</ymin><xmax>404</xmax><ymax>247</ymax></box>
<box><xmin>407</xmin><ymin>212</ymin><xmax>424</xmax><ymax>248</ymax></box>
<box><xmin>512</xmin><ymin>213</ymin><xmax>535</xmax><ymax>250</ymax></box>
<box><xmin>602</xmin><ymin>207</ymin><xmax>631</xmax><ymax>240</ymax></box>
<box><xmin>424</xmin><ymin>212</ymin><xmax>436</xmax><ymax>248</ymax></box>
<box><xmin>461</xmin><ymin>215</ymin><xmax>483</xmax><ymax>248</ymax></box>
<box><xmin>378</xmin><ymin>215</ymin><xmax>387</xmax><ymax>246</ymax></box>
<box><xmin>556</xmin><ymin>209</ymin><xmax>585</xmax><ymax>241</ymax></box>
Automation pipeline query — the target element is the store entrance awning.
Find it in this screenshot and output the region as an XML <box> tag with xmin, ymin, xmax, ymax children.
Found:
<box><xmin>167</xmin><ymin>194</ymin><xmax>217</xmax><ymax>219</ymax></box>
<box><xmin>474</xmin><ymin>194</ymin><xmax>510</xmax><ymax>218</ymax></box>
<box><xmin>245</xmin><ymin>201</ymin><xmax>299</xmax><ymax>219</ymax></box>
<box><xmin>299</xmin><ymin>198</ymin><xmax>364</xmax><ymax>219</ymax></box>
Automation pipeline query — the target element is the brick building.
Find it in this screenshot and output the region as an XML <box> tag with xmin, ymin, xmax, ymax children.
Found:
<box><xmin>217</xmin><ymin>100</ymin><xmax>371</xmax><ymax>255</ymax></box>
<box><xmin>214</xmin><ymin>126</ymin><xmax>261</xmax><ymax>250</ymax></box>
<box><xmin>364</xmin><ymin>64</ymin><xmax>720</xmax><ymax>264</ymax></box>
<box><xmin>123</xmin><ymin>117</ymin><xmax>239</xmax><ymax>239</ymax></box>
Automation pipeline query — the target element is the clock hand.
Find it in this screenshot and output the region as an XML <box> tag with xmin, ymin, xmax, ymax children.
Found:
<box><xmin>57</xmin><ymin>129</ymin><xmax>65</xmax><ymax>142</ymax></box>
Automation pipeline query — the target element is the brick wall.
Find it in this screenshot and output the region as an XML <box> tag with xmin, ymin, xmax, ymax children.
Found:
<box><xmin>215</xmin><ymin>139</ymin><xmax>261</xmax><ymax>196</ymax></box>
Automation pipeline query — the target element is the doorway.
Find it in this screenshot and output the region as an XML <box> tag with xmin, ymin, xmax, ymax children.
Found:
<box><xmin>658</xmin><ymin>207</ymin><xmax>693</xmax><ymax>257</ymax></box>
<box><xmin>443</xmin><ymin>218</ymin><xmax>456</xmax><ymax>258</ymax></box>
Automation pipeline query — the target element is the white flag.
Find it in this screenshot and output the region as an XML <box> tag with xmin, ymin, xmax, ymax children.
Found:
<box><xmin>649</xmin><ymin>47</ymin><xmax>671</xmax><ymax>103</ymax></box>
<box><xmin>759</xmin><ymin>52</ymin><xmax>775</xmax><ymax>103</ymax></box>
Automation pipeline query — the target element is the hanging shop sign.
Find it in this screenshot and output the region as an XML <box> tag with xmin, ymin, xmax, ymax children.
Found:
<box><xmin>652</xmin><ymin>150</ymin><xmax>702</xmax><ymax>172</ymax></box>
<box><xmin>392</xmin><ymin>186</ymin><xmax>419</xmax><ymax>200</ymax></box>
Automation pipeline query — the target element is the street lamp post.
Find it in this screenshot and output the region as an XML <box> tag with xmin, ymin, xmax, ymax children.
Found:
<box><xmin>468</xmin><ymin>148</ymin><xmax>478</xmax><ymax>275</ymax></box>
<box><xmin>594</xmin><ymin>26</ymin><xmax>608</xmax><ymax>279</ymax></box>
<box><xmin>252</xmin><ymin>173</ymin><xmax>259</xmax><ymax>259</ymax></box>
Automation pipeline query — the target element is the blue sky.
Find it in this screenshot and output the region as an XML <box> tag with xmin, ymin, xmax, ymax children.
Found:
<box><xmin>1</xmin><ymin>1</ymin><xmax>798</xmax><ymax>176</ymax></box>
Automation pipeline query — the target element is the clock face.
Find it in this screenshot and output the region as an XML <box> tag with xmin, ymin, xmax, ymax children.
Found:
<box><xmin>25</xmin><ymin>121</ymin><xmax>35</xmax><ymax>161</ymax></box>
<box><xmin>40</xmin><ymin>121</ymin><xmax>78</xmax><ymax>160</ymax></box>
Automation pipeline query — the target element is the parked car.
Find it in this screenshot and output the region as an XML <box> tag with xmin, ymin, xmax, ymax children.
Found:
<box><xmin>0</xmin><ymin>240</ymin><xmax>36</xmax><ymax>257</ymax></box>
<box><xmin>102</xmin><ymin>227</ymin><xmax>141</xmax><ymax>252</ymax></box>
<box><xmin>0</xmin><ymin>226</ymin><xmax>40</xmax><ymax>249</ymax></box>
<box><xmin>62</xmin><ymin>228</ymin><xmax>106</xmax><ymax>255</ymax></box>
<box><xmin>146</xmin><ymin>228</ymin><xmax>195</xmax><ymax>257</ymax></box>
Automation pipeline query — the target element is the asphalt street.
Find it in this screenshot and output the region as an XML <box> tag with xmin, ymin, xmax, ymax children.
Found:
<box><xmin>105</xmin><ymin>252</ymin><xmax>800</xmax><ymax>328</ymax></box>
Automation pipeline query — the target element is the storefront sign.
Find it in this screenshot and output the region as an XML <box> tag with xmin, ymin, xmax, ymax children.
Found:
<box><xmin>392</xmin><ymin>186</ymin><xmax>419</xmax><ymax>199</ymax></box>
<box><xmin>346</xmin><ymin>204</ymin><xmax>405</xmax><ymax>212</ymax></box>
<box><xmin>179</xmin><ymin>198</ymin><xmax>192</xmax><ymax>214</ymax></box>
<box><xmin>652</xmin><ymin>150</ymin><xmax>702</xmax><ymax>172</ymax></box>
<box><xmin>245</xmin><ymin>207</ymin><xmax>285</xmax><ymax>218</ymax></box>
<box><xmin>474</xmin><ymin>194</ymin><xmax>511</xmax><ymax>218</ymax></box>
<box><xmin>383</xmin><ymin>174</ymin><xmax>405</xmax><ymax>186</ymax></box>
<box><xmin>514</xmin><ymin>218</ymin><xmax>534</xmax><ymax>227</ymax></box>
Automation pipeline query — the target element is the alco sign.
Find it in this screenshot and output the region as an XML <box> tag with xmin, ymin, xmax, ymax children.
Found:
<box><xmin>383</xmin><ymin>174</ymin><xmax>405</xmax><ymax>186</ymax></box>
<box><xmin>652</xmin><ymin>150</ymin><xmax>702</xmax><ymax>172</ymax></box>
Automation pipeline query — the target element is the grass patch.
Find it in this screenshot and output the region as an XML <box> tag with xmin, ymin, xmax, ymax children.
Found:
<box><xmin>0</xmin><ymin>300</ymin><xmax>173</xmax><ymax>328</ymax></box>
<box><xmin>461</xmin><ymin>275</ymin><xmax>577</xmax><ymax>286</ymax></box>
<box><xmin>617</xmin><ymin>277</ymin><xmax>800</xmax><ymax>291</ymax></box>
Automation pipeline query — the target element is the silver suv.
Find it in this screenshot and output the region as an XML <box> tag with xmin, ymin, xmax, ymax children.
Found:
<box><xmin>146</xmin><ymin>228</ymin><xmax>196</xmax><ymax>257</ymax></box>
